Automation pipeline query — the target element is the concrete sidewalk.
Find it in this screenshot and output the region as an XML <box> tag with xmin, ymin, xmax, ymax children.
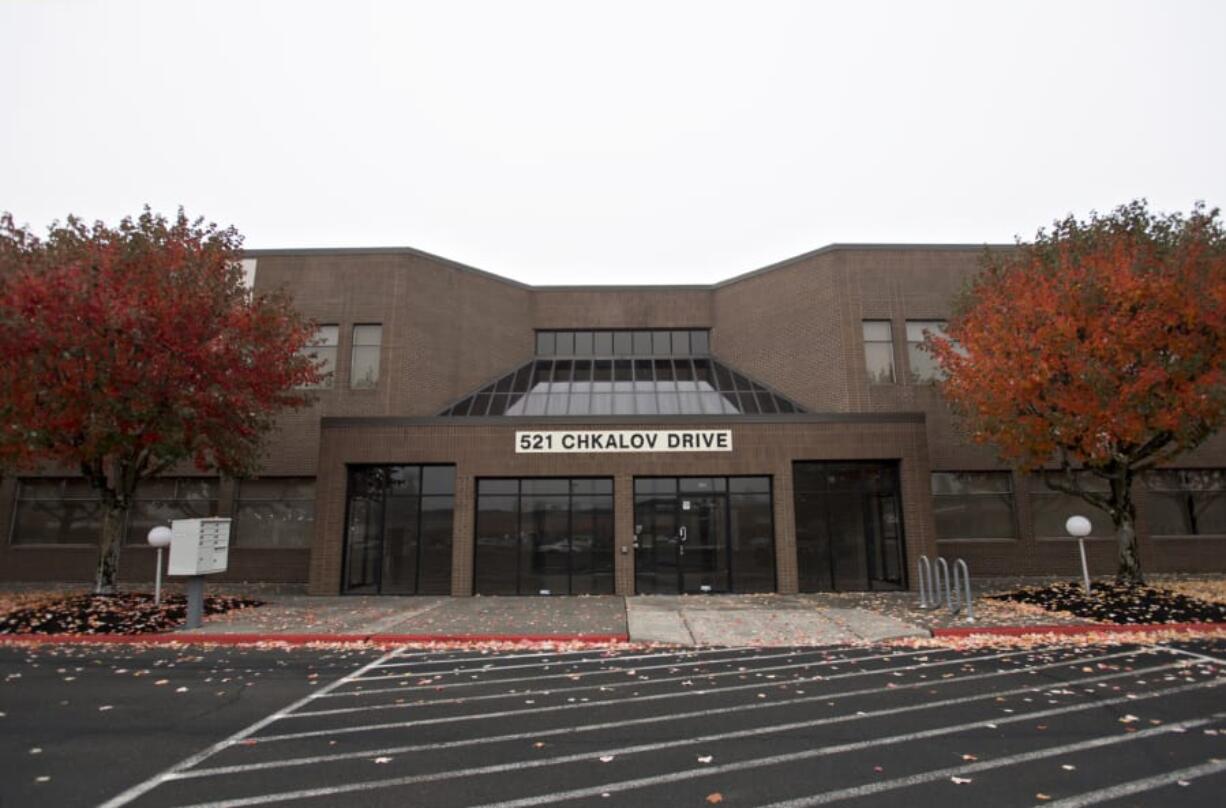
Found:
<box><xmin>182</xmin><ymin>593</ymin><xmax>929</xmax><ymax>646</ymax></box>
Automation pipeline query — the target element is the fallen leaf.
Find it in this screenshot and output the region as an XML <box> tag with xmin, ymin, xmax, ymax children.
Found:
<box><xmin>1119</xmin><ymin>714</ymin><xmax>1139</xmax><ymax>724</ymax></box>
<box><xmin>373</xmin><ymin>756</ymin><xmax>392</xmax><ymax>764</ymax></box>
<box><xmin>1036</xmin><ymin>793</ymin><xmax>1052</xmax><ymax>801</ymax></box>
<box><xmin>697</xmin><ymin>755</ymin><xmax>713</xmax><ymax>764</ymax></box>
<box><xmin>599</xmin><ymin>755</ymin><xmax>615</xmax><ymax>763</ymax></box>
<box><xmin>706</xmin><ymin>794</ymin><xmax>723</xmax><ymax>804</ymax></box>
<box><xmin>961</xmin><ymin>754</ymin><xmax>977</xmax><ymax>761</ymax></box>
<box><xmin>950</xmin><ymin>776</ymin><xmax>973</xmax><ymax>785</ymax></box>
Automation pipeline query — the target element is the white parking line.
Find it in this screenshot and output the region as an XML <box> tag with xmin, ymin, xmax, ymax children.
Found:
<box><xmin>1041</xmin><ymin>758</ymin><xmax>1226</xmax><ymax>807</ymax></box>
<box><xmin>463</xmin><ymin>689</ymin><xmax>1226</xmax><ymax>808</ymax></box>
<box><xmin>295</xmin><ymin>647</ymin><xmax>951</xmax><ymax>711</ymax></box>
<box><xmin>361</xmin><ymin>643</ymin><xmax>901</xmax><ymax>676</ymax></box>
<box><xmin>1166</xmin><ymin>645</ymin><xmax>1226</xmax><ymax>666</ymax></box>
<box><xmin>370</xmin><ymin>643</ymin><xmax>757</xmax><ymax>670</ymax></box>
<box><xmin>97</xmin><ymin>648</ymin><xmax>399</xmax><ymax>808</ymax></box>
<box><xmin>244</xmin><ymin>647</ymin><xmax>1145</xmax><ymax>742</ymax></box>
<box><xmin>172</xmin><ymin>650</ymin><xmax>1174</xmax><ymax>781</ymax></box>
<box><xmin>165</xmin><ymin>675</ymin><xmax>1226</xmax><ymax>808</ymax></box>
<box><xmin>349</xmin><ymin>645</ymin><xmax>888</xmax><ymax>686</ymax></box>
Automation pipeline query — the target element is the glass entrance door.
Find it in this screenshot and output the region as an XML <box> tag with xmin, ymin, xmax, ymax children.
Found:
<box><xmin>634</xmin><ymin>477</ymin><xmax>773</xmax><ymax>594</ymax></box>
<box><xmin>678</xmin><ymin>495</ymin><xmax>728</xmax><ymax>593</ymax></box>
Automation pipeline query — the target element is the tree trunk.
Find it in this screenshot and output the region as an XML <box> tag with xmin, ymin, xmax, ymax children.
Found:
<box><xmin>1112</xmin><ymin>479</ymin><xmax>1142</xmax><ymax>585</ymax></box>
<box><xmin>94</xmin><ymin>503</ymin><xmax>128</xmax><ymax>594</ymax></box>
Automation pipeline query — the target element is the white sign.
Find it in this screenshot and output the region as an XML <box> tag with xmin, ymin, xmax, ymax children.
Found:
<box><xmin>167</xmin><ymin>518</ymin><xmax>231</xmax><ymax>576</ymax></box>
<box><xmin>516</xmin><ymin>429</ymin><xmax>733</xmax><ymax>454</ymax></box>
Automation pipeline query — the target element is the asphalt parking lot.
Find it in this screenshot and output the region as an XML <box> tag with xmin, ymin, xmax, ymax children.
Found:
<box><xmin>2</xmin><ymin>640</ymin><xmax>1224</xmax><ymax>807</ymax></box>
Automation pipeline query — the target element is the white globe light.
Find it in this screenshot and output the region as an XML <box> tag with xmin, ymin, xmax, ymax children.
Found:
<box><xmin>147</xmin><ymin>526</ymin><xmax>173</xmax><ymax>548</ymax></box>
<box><xmin>1065</xmin><ymin>515</ymin><xmax>1092</xmax><ymax>538</ymax></box>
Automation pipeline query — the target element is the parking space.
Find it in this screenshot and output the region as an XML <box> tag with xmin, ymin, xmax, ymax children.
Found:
<box><xmin>81</xmin><ymin>639</ymin><xmax>1226</xmax><ymax>807</ymax></box>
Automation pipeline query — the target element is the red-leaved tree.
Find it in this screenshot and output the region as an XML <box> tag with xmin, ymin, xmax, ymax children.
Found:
<box><xmin>0</xmin><ymin>208</ymin><xmax>322</xmax><ymax>593</ymax></box>
<box><xmin>928</xmin><ymin>201</ymin><xmax>1226</xmax><ymax>583</ymax></box>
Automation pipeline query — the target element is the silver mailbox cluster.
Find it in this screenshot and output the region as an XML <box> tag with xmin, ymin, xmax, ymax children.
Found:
<box><xmin>168</xmin><ymin>518</ymin><xmax>231</xmax><ymax>576</ymax></box>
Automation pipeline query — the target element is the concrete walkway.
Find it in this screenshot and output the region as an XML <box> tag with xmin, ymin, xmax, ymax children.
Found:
<box><xmin>626</xmin><ymin>595</ymin><xmax>928</xmax><ymax>645</ymax></box>
<box><xmin>186</xmin><ymin>594</ymin><xmax>929</xmax><ymax>646</ymax></box>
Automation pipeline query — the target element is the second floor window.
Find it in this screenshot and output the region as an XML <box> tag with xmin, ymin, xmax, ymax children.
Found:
<box><xmin>351</xmin><ymin>324</ymin><xmax>382</xmax><ymax>389</ymax></box>
<box><xmin>862</xmin><ymin>321</ymin><xmax>895</xmax><ymax>383</ymax></box>
<box><xmin>906</xmin><ymin>320</ymin><xmax>947</xmax><ymax>383</ymax></box>
<box><xmin>302</xmin><ymin>325</ymin><xmax>338</xmax><ymax>388</ymax></box>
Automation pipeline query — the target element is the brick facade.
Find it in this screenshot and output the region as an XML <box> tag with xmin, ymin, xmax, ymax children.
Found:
<box><xmin>2</xmin><ymin>243</ymin><xmax>1223</xmax><ymax>591</ymax></box>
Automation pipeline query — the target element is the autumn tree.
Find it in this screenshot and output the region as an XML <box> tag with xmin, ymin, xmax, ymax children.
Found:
<box><xmin>0</xmin><ymin>208</ymin><xmax>322</xmax><ymax>593</ymax></box>
<box><xmin>928</xmin><ymin>201</ymin><xmax>1226</xmax><ymax>583</ymax></box>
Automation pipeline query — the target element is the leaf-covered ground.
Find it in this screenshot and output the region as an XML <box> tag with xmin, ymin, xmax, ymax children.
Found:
<box><xmin>989</xmin><ymin>581</ymin><xmax>1226</xmax><ymax>624</ymax></box>
<box><xmin>0</xmin><ymin>592</ymin><xmax>263</xmax><ymax>635</ymax></box>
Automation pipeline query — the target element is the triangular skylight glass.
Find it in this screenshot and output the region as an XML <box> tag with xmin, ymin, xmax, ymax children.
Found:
<box><xmin>439</xmin><ymin>356</ymin><xmax>806</xmax><ymax>417</ymax></box>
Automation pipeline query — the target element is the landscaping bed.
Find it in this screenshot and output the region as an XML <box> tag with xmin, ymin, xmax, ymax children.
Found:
<box><xmin>0</xmin><ymin>591</ymin><xmax>263</xmax><ymax>635</ymax></box>
<box><xmin>989</xmin><ymin>580</ymin><xmax>1226</xmax><ymax>625</ymax></box>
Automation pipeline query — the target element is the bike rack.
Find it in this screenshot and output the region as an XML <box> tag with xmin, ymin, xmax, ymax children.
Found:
<box><xmin>917</xmin><ymin>556</ymin><xmax>934</xmax><ymax>609</ymax></box>
<box><xmin>950</xmin><ymin>558</ymin><xmax>975</xmax><ymax>622</ymax></box>
<box><xmin>916</xmin><ymin>554</ymin><xmax>974</xmax><ymax>622</ymax></box>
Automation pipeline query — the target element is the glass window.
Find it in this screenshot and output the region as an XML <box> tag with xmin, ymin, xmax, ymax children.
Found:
<box><xmin>350</xmin><ymin>324</ymin><xmax>382</xmax><ymax>389</ymax></box>
<box><xmin>906</xmin><ymin>320</ymin><xmax>947</xmax><ymax>383</ymax></box>
<box><xmin>11</xmin><ymin>478</ymin><xmax>103</xmax><ymax>545</ymax></box>
<box><xmin>671</xmin><ymin>331</ymin><xmax>690</xmax><ymax>356</ymax></box>
<box><xmin>862</xmin><ymin>321</ymin><xmax>895</xmax><ymax>384</ymax></box>
<box><xmin>235</xmin><ymin>478</ymin><xmax>315</xmax><ymax>548</ymax></box>
<box><xmin>125</xmin><ymin>478</ymin><xmax>220</xmax><ymax>545</ymax></box>
<box><xmin>343</xmin><ymin>465</ymin><xmax>454</xmax><ymax>595</ymax></box>
<box><xmin>1144</xmin><ymin>469</ymin><xmax>1226</xmax><ymax>536</ymax></box>
<box><xmin>632</xmin><ymin>331</ymin><xmax>652</xmax><ymax>355</ymax></box>
<box><xmin>931</xmin><ymin>472</ymin><xmax>1016</xmax><ymax>540</ymax></box>
<box><xmin>438</xmin><ymin>356</ymin><xmax>805</xmax><ymax>416</ymax></box>
<box><xmin>554</xmin><ymin>331</ymin><xmax>575</xmax><ymax>356</ymax></box>
<box><xmin>1030</xmin><ymin>472</ymin><xmax>1113</xmax><ymax>539</ymax></box>
<box><xmin>536</xmin><ymin>332</ymin><xmax>555</xmax><ymax>356</ymax></box>
<box><xmin>574</xmin><ymin>331</ymin><xmax>594</xmax><ymax>355</ymax></box>
<box><xmin>300</xmin><ymin>325</ymin><xmax>338</xmax><ymax>388</ymax></box>
<box><xmin>652</xmin><ymin>331</ymin><xmax>671</xmax><ymax>355</ymax></box>
<box><xmin>594</xmin><ymin>331</ymin><xmax>613</xmax><ymax>355</ymax></box>
<box><xmin>691</xmin><ymin>330</ymin><xmax>710</xmax><ymax>355</ymax></box>
<box><xmin>475</xmin><ymin>477</ymin><xmax>614</xmax><ymax>595</ymax></box>
<box><xmin>613</xmin><ymin>331</ymin><xmax>633</xmax><ymax>355</ymax></box>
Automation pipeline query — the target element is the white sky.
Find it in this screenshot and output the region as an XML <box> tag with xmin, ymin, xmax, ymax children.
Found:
<box><xmin>3</xmin><ymin>0</ymin><xmax>1224</xmax><ymax>285</ymax></box>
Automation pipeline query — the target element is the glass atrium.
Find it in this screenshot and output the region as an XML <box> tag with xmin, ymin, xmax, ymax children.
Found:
<box><xmin>441</xmin><ymin>330</ymin><xmax>806</xmax><ymax>417</ymax></box>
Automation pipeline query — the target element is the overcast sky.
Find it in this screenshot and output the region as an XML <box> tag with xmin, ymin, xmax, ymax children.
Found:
<box><xmin>3</xmin><ymin>1</ymin><xmax>1224</xmax><ymax>285</ymax></box>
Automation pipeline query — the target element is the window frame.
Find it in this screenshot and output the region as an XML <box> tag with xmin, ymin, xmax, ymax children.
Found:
<box><xmin>861</xmin><ymin>320</ymin><xmax>896</xmax><ymax>384</ymax></box>
<box><xmin>1143</xmin><ymin>468</ymin><xmax>1226</xmax><ymax>538</ymax></box>
<box><xmin>904</xmin><ymin>319</ymin><xmax>947</xmax><ymax>384</ymax></box>
<box><xmin>233</xmin><ymin>477</ymin><xmax>317</xmax><ymax>549</ymax></box>
<box><xmin>930</xmin><ymin>471</ymin><xmax>1018</xmax><ymax>542</ymax></box>
<box><xmin>1029</xmin><ymin>471</ymin><xmax>1115</xmax><ymax>541</ymax></box>
<box><xmin>300</xmin><ymin>324</ymin><xmax>339</xmax><ymax>389</ymax></box>
<box><xmin>350</xmin><ymin>323</ymin><xmax>382</xmax><ymax>389</ymax></box>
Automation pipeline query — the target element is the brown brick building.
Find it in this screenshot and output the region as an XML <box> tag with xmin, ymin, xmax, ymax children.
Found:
<box><xmin>3</xmin><ymin>244</ymin><xmax>1224</xmax><ymax>594</ymax></box>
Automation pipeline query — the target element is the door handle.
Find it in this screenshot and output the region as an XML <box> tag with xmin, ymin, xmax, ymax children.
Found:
<box><xmin>678</xmin><ymin>526</ymin><xmax>687</xmax><ymax>542</ymax></box>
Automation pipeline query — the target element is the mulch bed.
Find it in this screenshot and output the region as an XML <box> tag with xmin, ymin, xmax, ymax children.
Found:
<box><xmin>0</xmin><ymin>592</ymin><xmax>263</xmax><ymax>635</ymax></box>
<box><xmin>989</xmin><ymin>580</ymin><xmax>1226</xmax><ymax>625</ymax></box>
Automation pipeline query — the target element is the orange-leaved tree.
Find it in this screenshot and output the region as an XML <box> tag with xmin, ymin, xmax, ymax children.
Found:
<box><xmin>928</xmin><ymin>200</ymin><xmax>1226</xmax><ymax>584</ymax></box>
<box><xmin>0</xmin><ymin>208</ymin><xmax>323</xmax><ymax>593</ymax></box>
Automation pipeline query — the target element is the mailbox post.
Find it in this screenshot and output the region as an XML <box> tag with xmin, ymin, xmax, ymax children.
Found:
<box><xmin>167</xmin><ymin>518</ymin><xmax>231</xmax><ymax>629</ymax></box>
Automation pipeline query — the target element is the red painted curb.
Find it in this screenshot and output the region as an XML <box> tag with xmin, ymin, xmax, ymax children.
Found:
<box><xmin>932</xmin><ymin>621</ymin><xmax>1226</xmax><ymax>638</ymax></box>
<box><xmin>0</xmin><ymin>632</ymin><xmax>630</xmax><ymax>646</ymax></box>
<box><xmin>367</xmin><ymin>633</ymin><xmax>629</xmax><ymax>645</ymax></box>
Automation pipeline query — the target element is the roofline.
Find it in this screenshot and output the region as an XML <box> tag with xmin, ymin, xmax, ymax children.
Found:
<box><xmin>243</xmin><ymin>241</ymin><xmax>1015</xmax><ymax>292</ymax></box>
